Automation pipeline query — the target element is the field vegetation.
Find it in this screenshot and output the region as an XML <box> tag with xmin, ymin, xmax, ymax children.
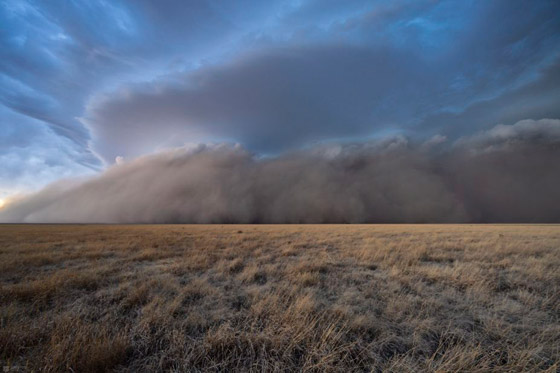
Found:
<box><xmin>0</xmin><ymin>224</ymin><xmax>559</xmax><ymax>372</ymax></box>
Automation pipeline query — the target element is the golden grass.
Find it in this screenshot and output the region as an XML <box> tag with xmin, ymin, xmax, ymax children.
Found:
<box><xmin>0</xmin><ymin>224</ymin><xmax>558</xmax><ymax>372</ymax></box>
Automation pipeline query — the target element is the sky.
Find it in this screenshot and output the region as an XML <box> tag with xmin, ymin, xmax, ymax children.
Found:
<box><xmin>1</xmin><ymin>0</ymin><xmax>560</xmax><ymax>222</ymax></box>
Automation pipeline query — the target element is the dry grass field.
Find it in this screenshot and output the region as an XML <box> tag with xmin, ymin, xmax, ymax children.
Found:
<box><xmin>0</xmin><ymin>224</ymin><xmax>559</xmax><ymax>372</ymax></box>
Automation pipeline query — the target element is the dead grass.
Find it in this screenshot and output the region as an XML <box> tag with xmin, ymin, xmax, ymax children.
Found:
<box><xmin>0</xmin><ymin>224</ymin><xmax>559</xmax><ymax>372</ymax></box>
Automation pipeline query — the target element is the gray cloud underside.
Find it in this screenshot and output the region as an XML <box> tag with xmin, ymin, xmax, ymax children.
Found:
<box><xmin>83</xmin><ymin>48</ymin><xmax>560</xmax><ymax>164</ymax></box>
<box><xmin>2</xmin><ymin>119</ymin><xmax>559</xmax><ymax>224</ymax></box>
<box><xmin>83</xmin><ymin>45</ymin><xmax>434</xmax><ymax>162</ymax></box>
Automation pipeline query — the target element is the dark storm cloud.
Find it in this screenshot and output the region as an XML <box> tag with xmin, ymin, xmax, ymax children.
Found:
<box><xmin>2</xmin><ymin>119</ymin><xmax>559</xmax><ymax>223</ymax></box>
<box><xmin>81</xmin><ymin>0</ymin><xmax>560</xmax><ymax>163</ymax></box>
<box><xmin>83</xmin><ymin>45</ymin><xmax>436</xmax><ymax>162</ymax></box>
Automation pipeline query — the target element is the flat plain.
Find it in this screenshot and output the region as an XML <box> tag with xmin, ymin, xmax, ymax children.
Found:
<box><xmin>0</xmin><ymin>224</ymin><xmax>559</xmax><ymax>372</ymax></box>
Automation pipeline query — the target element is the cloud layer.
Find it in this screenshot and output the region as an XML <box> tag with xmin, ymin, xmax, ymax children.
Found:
<box><xmin>2</xmin><ymin>119</ymin><xmax>559</xmax><ymax>223</ymax></box>
<box><xmin>83</xmin><ymin>45</ymin><xmax>434</xmax><ymax>162</ymax></box>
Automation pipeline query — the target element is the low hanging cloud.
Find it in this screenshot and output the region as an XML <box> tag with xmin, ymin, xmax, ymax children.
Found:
<box><xmin>1</xmin><ymin>119</ymin><xmax>559</xmax><ymax>224</ymax></box>
<box><xmin>82</xmin><ymin>45</ymin><xmax>434</xmax><ymax>164</ymax></box>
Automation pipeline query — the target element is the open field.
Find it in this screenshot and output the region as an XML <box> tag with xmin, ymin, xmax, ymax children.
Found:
<box><xmin>0</xmin><ymin>224</ymin><xmax>559</xmax><ymax>372</ymax></box>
